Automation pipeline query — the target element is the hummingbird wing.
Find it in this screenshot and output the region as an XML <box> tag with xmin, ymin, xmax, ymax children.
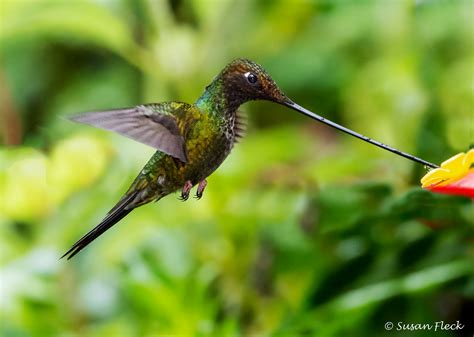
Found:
<box><xmin>69</xmin><ymin>103</ymin><xmax>189</xmax><ymax>162</ymax></box>
<box><xmin>234</xmin><ymin>109</ymin><xmax>247</xmax><ymax>141</ymax></box>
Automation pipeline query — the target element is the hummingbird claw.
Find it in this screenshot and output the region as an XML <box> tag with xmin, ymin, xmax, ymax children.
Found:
<box><xmin>194</xmin><ymin>179</ymin><xmax>207</xmax><ymax>200</ymax></box>
<box><xmin>179</xmin><ymin>180</ymin><xmax>193</xmax><ymax>201</ymax></box>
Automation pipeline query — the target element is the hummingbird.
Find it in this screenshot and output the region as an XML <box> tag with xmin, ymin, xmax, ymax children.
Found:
<box><xmin>62</xmin><ymin>58</ymin><xmax>438</xmax><ymax>259</ymax></box>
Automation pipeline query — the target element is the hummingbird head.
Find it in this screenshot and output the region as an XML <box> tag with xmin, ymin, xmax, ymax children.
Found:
<box><xmin>199</xmin><ymin>58</ymin><xmax>439</xmax><ymax>169</ymax></box>
<box><xmin>218</xmin><ymin>58</ymin><xmax>291</xmax><ymax>106</ymax></box>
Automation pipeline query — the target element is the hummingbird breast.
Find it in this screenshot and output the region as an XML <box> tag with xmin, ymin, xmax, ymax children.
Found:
<box><xmin>183</xmin><ymin>114</ymin><xmax>236</xmax><ymax>183</ymax></box>
<box><xmin>138</xmin><ymin>110</ymin><xmax>237</xmax><ymax>199</ymax></box>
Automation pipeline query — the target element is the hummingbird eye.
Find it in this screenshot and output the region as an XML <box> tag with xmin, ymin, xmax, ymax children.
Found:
<box><xmin>244</xmin><ymin>72</ymin><xmax>258</xmax><ymax>85</ymax></box>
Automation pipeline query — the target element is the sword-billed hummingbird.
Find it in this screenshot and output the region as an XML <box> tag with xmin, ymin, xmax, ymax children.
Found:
<box><xmin>62</xmin><ymin>58</ymin><xmax>437</xmax><ymax>259</ymax></box>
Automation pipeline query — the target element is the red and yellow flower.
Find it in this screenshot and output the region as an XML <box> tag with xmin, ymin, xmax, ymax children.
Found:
<box><xmin>421</xmin><ymin>149</ymin><xmax>474</xmax><ymax>198</ymax></box>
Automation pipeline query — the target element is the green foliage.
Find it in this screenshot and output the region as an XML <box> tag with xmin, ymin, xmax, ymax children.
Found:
<box><xmin>1</xmin><ymin>1</ymin><xmax>472</xmax><ymax>337</ymax></box>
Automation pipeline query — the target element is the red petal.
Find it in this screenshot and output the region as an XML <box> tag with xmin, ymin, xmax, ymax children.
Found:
<box><xmin>428</xmin><ymin>171</ymin><xmax>474</xmax><ymax>198</ymax></box>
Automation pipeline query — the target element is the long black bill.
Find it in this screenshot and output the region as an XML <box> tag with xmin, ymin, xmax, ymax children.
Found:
<box><xmin>283</xmin><ymin>100</ymin><xmax>439</xmax><ymax>169</ymax></box>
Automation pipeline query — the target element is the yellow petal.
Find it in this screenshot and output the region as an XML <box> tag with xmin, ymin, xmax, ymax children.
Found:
<box><xmin>461</xmin><ymin>149</ymin><xmax>474</xmax><ymax>169</ymax></box>
<box><xmin>420</xmin><ymin>150</ymin><xmax>474</xmax><ymax>189</ymax></box>
<box><xmin>421</xmin><ymin>168</ymin><xmax>450</xmax><ymax>188</ymax></box>
<box><xmin>440</xmin><ymin>152</ymin><xmax>466</xmax><ymax>172</ymax></box>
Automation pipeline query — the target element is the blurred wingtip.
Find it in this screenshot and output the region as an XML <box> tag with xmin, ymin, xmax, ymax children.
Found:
<box><xmin>58</xmin><ymin>114</ymin><xmax>78</xmax><ymax>123</ymax></box>
<box><xmin>67</xmin><ymin>112</ymin><xmax>88</xmax><ymax>123</ymax></box>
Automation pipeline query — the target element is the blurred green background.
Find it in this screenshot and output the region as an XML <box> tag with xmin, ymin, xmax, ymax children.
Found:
<box><xmin>1</xmin><ymin>0</ymin><xmax>473</xmax><ymax>336</ymax></box>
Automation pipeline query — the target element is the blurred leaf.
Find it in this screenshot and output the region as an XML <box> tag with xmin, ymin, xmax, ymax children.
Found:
<box><xmin>1</xmin><ymin>0</ymin><xmax>137</xmax><ymax>58</ymax></box>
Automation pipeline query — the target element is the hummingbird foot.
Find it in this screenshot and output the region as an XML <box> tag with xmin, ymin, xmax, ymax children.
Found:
<box><xmin>195</xmin><ymin>179</ymin><xmax>207</xmax><ymax>200</ymax></box>
<box><xmin>179</xmin><ymin>180</ymin><xmax>193</xmax><ymax>201</ymax></box>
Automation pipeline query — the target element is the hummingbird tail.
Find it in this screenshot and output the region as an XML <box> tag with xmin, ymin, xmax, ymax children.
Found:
<box><xmin>61</xmin><ymin>191</ymin><xmax>139</xmax><ymax>260</ymax></box>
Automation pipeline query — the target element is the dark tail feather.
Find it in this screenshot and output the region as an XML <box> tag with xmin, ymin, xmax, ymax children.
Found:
<box><xmin>61</xmin><ymin>192</ymin><xmax>138</xmax><ymax>260</ymax></box>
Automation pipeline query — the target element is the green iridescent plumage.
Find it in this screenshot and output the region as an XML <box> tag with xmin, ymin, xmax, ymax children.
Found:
<box><xmin>62</xmin><ymin>58</ymin><xmax>437</xmax><ymax>259</ymax></box>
